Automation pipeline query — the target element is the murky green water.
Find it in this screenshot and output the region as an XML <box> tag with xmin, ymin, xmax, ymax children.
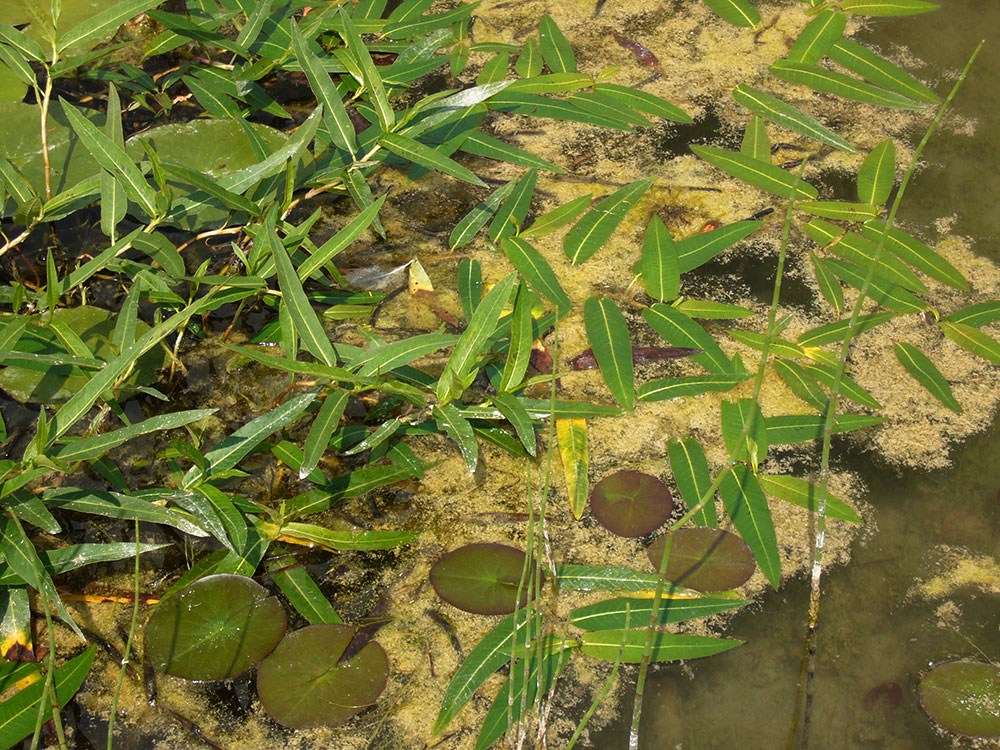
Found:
<box><xmin>595</xmin><ymin>6</ymin><xmax>1000</xmax><ymax>748</ymax></box>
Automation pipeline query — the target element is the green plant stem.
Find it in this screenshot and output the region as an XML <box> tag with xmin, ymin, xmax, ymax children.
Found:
<box><xmin>628</xmin><ymin>161</ymin><xmax>806</xmax><ymax>750</ymax></box>
<box><xmin>39</xmin><ymin>67</ymin><xmax>54</xmax><ymax>202</ymax></box>
<box><xmin>566</xmin><ymin>606</ymin><xmax>629</xmax><ymax>750</ymax></box>
<box><xmin>786</xmin><ymin>41</ymin><xmax>983</xmax><ymax>750</ymax></box>
<box><xmin>107</xmin><ymin>520</ymin><xmax>141</xmax><ymax>750</ymax></box>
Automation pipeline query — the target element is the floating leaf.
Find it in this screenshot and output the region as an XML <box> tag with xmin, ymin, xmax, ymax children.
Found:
<box><xmin>757</xmin><ymin>474</ymin><xmax>861</xmax><ymax>523</ymax></box>
<box><xmin>787</xmin><ymin>9</ymin><xmax>846</xmax><ymax>63</ymax></box>
<box><xmin>840</xmin><ymin>0</ymin><xmax>939</xmax><ymax>16</ymax></box>
<box><xmin>643</xmin><ymin>303</ymin><xmax>733</xmax><ymax>374</ymax></box>
<box><xmin>538</xmin><ymin>15</ymin><xmax>575</xmax><ymax>73</ymax></box>
<box><xmin>583</xmin><ymin>297</ymin><xmax>634</xmax><ymax>409</ymax></box>
<box><xmin>569</xmin><ymin>595</ymin><xmax>747</xmax><ymax>631</ymax></box>
<box><xmin>257</xmin><ymin>624</ymin><xmax>388</xmax><ymax>728</ymax></box>
<box><xmin>811</xmin><ymin>252</ymin><xmax>844</xmax><ymax>316</ymax></box>
<box><xmin>861</xmin><ymin>221</ymin><xmax>968</xmax><ymax>290</ymax></box>
<box><xmin>590</xmin><ymin>470</ymin><xmax>673</xmax><ymax>538</ymax></box>
<box><xmin>501</xmin><ymin>237</ymin><xmax>571</xmax><ymax>314</ymax></box>
<box><xmin>719</xmin><ymin>466</ymin><xmax>779</xmax><ymax>587</ymax></box>
<box><xmin>741</xmin><ymin>115</ymin><xmax>770</xmax><ymax>162</ymax></box>
<box><xmin>519</xmin><ymin>194</ymin><xmax>591</xmax><ymax>238</ymax></box>
<box><xmin>702</xmin><ymin>0</ymin><xmax>760</xmax><ymax>28</ymax></box>
<box><xmin>770</xmin><ymin>60</ymin><xmax>925</xmax><ymax>109</ymax></box>
<box><xmin>764</xmin><ymin>413</ymin><xmax>886</xmax><ymax>444</ymax></box>
<box><xmin>829</xmin><ymin>38</ymin><xmax>938</xmax><ymax>103</ymax></box>
<box><xmin>674</xmin><ymin>300</ymin><xmax>755</xmax><ymax>319</ymax></box>
<box><xmin>563</xmin><ymin>178</ymin><xmax>653</xmax><ymax>264</ymax></box>
<box><xmin>940</xmin><ymin>321</ymin><xmax>1000</xmax><ymax>367</ymax></box>
<box><xmin>557</xmin><ymin>418</ymin><xmax>589</xmax><ymax>519</ymax></box>
<box><xmin>857</xmin><ymin>140</ymin><xmax>895</xmax><ymax>205</ymax></box>
<box><xmin>894</xmin><ymin>342</ymin><xmax>960</xmax><ymax>412</ymax></box>
<box><xmin>798</xmin><ymin>201</ymin><xmax>876</xmax><ymax>221</ymax></box>
<box><xmin>691</xmin><ymin>145</ymin><xmax>818</xmax><ymax>200</ymax></box>
<box><xmin>580</xmin><ymin>629</ymin><xmax>742</xmax><ymax>662</ymax></box>
<box><xmin>556</xmin><ymin>564</ymin><xmax>662</xmax><ymax>592</ymax></box>
<box><xmin>144</xmin><ymin>574</ymin><xmax>286</xmax><ymax>681</ymax></box>
<box><xmin>918</xmin><ymin>661</ymin><xmax>1000</xmax><ymax>737</ymax></box>
<box><xmin>429</xmin><ymin>543</ymin><xmax>530</xmax><ymax>615</ymax></box>
<box><xmin>676</xmin><ymin>221</ymin><xmax>761</xmax><ymax>273</ymax></box>
<box><xmin>946</xmin><ymin>301</ymin><xmax>1000</xmax><ymax>328</ymax></box>
<box><xmin>638</xmin><ymin>372</ymin><xmax>751</xmax><ymax>403</ymax></box>
<box><xmin>641</xmin><ymin>215</ymin><xmax>680</xmax><ymax>302</ymax></box>
<box><xmin>647</xmin><ymin>527</ymin><xmax>755</xmax><ymax>592</ymax></box>
<box><xmin>592</xmin><ymin>83</ymin><xmax>692</xmax><ymax>123</ymax></box>
<box><xmin>733</xmin><ymin>85</ymin><xmax>854</xmax><ymax>152</ymax></box>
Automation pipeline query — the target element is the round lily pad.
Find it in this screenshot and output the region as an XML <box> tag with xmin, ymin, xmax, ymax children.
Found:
<box><xmin>590</xmin><ymin>471</ymin><xmax>673</xmax><ymax>537</ymax></box>
<box><xmin>144</xmin><ymin>574</ymin><xmax>286</xmax><ymax>681</ymax></box>
<box><xmin>0</xmin><ymin>306</ymin><xmax>165</xmax><ymax>404</ymax></box>
<box><xmin>646</xmin><ymin>527</ymin><xmax>755</xmax><ymax>592</ymax></box>
<box><xmin>430</xmin><ymin>543</ymin><xmax>530</xmax><ymax>615</ymax></box>
<box><xmin>257</xmin><ymin>624</ymin><xmax>389</xmax><ymax>729</ymax></box>
<box><xmin>918</xmin><ymin>660</ymin><xmax>1000</xmax><ymax>737</ymax></box>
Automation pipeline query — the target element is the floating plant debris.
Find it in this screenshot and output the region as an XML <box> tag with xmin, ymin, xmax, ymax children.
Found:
<box><xmin>590</xmin><ymin>470</ymin><xmax>673</xmax><ymax>537</ymax></box>
<box><xmin>569</xmin><ymin>346</ymin><xmax>702</xmax><ymax>370</ymax></box>
<box><xmin>143</xmin><ymin>574</ymin><xmax>286</xmax><ymax>681</ymax></box>
<box><xmin>256</xmin><ymin>624</ymin><xmax>389</xmax><ymax>729</ymax></box>
<box><xmin>918</xmin><ymin>660</ymin><xmax>1000</xmax><ymax>737</ymax></box>
<box><xmin>646</xmin><ymin>527</ymin><xmax>755</xmax><ymax>592</ymax></box>
<box><xmin>429</xmin><ymin>543</ymin><xmax>531</xmax><ymax>615</ymax></box>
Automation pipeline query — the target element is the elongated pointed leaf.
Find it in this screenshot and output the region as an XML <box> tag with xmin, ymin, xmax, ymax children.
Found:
<box><xmin>720</xmin><ymin>398</ymin><xmax>768</xmax><ymax>466</ymax></box>
<box><xmin>668</xmin><ymin>436</ymin><xmax>716</xmax><ymax>526</ymax></box>
<box><xmin>638</xmin><ymin>372</ymin><xmax>751</xmax><ymax>403</ymax></box>
<box><xmin>857</xmin><ymin>139</ymin><xmax>895</xmax><ymax>205</ymax></box>
<box><xmin>459</xmin><ymin>131</ymin><xmax>562</xmax><ymax>172</ymax></box>
<box><xmin>290</xmin><ymin>20</ymin><xmax>357</xmax><ymax>156</ymax></box>
<box><xmin>489</xmin><ymin>169</ymin><xmax>536</xmax><ymax>242</ymax></box>
<box><xmin>381</xmin><ymin>131</ymin><xmax>484</xmax><ymax>186</ymax></box>
<box><xmin>733</xmin><ymin>85</ymin><xmax>854</xmax><ymax>152</ymax></box>
<box><xmin>811</xmin><ymin>252</ymin><xmax>844</xmax><ymax>316</ymax></box>
<box><xmin>940</xmin><ymin>321</ymin><xmax>1000</xmax><ymax>367</ymax></box>
<box><xmin>677</xmin><ymin>221</ymin><xmax>760</xmax><ymax>272</ymax></box>
<box><xmin>499</xmin><ymin>282</ymin><xmax>533</xmax><ymax>392</ymax></box>
<box><xmin>719</xmin><ymin>465</ymin><xmax>779</xmax><ymax>586</ymax></box>
<box><xmin>520</xmin><ymin>194</ymin><xmax>591</xmax><ymax>238</ymax></box>
<box><xmin>643</xmin><ymin>303</ymin><xmax>732</xmax><ymax>374</ymax></box>
<box><xmin>434</xmin><ymin>403</ymin><xmax>478</xmax><ymax>473</ymax></box>
<box><xmin>824</xmin><ymin>258</ymin><xmax>926</xmax><ymax>313</ymax></box>
<box><xmin>797</xmin><ymin>312</ymin><xmax>894</xmax><ymax>347</ymax></box>
<box><xmin>703</xmin><ymin>0</ymin><xmax>760</xmax><ymax>27</ymax></box>
<box><xmin>860</xmin><ymin>221</ymin><xmax>967</xmax><ymax>290</ymax></box>
<box><xmin>829</xmin><ymin>38</ymin><xmax>938</xmax><ymax>103</ymax></box>
<box><xmin>162</xmin><ymin>160</ymin><xmax>261</xmax><ymax>217</ymax></box>
<box><xmin>894</xmin><ymin>342</ymin><xmax>960</xmax><ymax>412</ymax></box>
<box><xmin>100</xmin><ymin>84</ymin><xmax>126</xmax><ymax>240</ymax></box>
<box><xmin>538</xmin><ymin>15</ymin><xmax>575</xmax><ymax>72</ymax></box>
<box><xmin>449</xmin><ymin>179</ymin><xmax>516</xmax><ymax>249</ymax></box>
<box><xmin>757</xmin><ymin>474</ymin><xmax>860</xmax><ymax>522</ymax></box>
<box><xmin>580</xmin><ymin>629</ymin><xmax>741</xmax><ymax>662</ymax></box>
<box><xmin>741</xmin><ymin>115</ymin><xmax>770</xmax><ymax>161</ymax></box>
<box><xmin>787</xmin><ymin>9</ymin><xmax>846</xmax><ymax>63</ymax></box>
<box><xmin>773</xmin><ymin>359</ymin><xmax>827</xmax><ymax>411</ymax></box>
<box><xmin>60</xmin><ymin>100</ymin><xmax>157</xmax><ymax>217</ymax></box>
<box><xmin>299</xmin><ymin>196</ymin><xmax>386</xmax><ymax>280</ymax></box>
<box><xmin>563</xmin><ymin>178</ymin><xmax>654</xmax><ymax>264</ymax></box>
<box><xmin>458</xmin><ymin>258</ymin><xmax>481</xmax><ymax>320</ymax></box>
<box><xmin>764</xmin><ymin>413</ymin><xmax>886</xmax><ymax>444</ymax></box>
<box><xmin>675</xmin><ymin>300</ymin><xmax>755</xmax><ymax>319</ymax></box>
<box><xmin>840</xmin><ymin>0</ymin><xmax>938</xmax><ymax>16</ymax></box>
<box><xmin>946</xmin><ymin>301</ymin><xmax>1000</xmax><ymax>328</ymax></box>
<box><xmin>592</xmin><ymin>83</ymin><xmax>692</xmax><ymax>123</ymax></box>
<box><xmin>557</xmin><ymin>418</ymin><xmax>588</xmax><ymax>519</ymax></box>
<box><xmin>58</xmin><ymin>0</ymin><xmax>166</xmax><ymax>53</ymax></box>
<box><xmin>52</xmin><ymin>409</ymin><xmax>214</xmax><ymax>462</ymax></box>
<box><xmin>692</xmin><ymin>145</ymin><xmax>817</xmax><ymax>200</ymax></box>
<box><xmin>339</xmin><ymin>7</ymin><xmax>393</xmax><ymax>129</ymax></box>
<box><xmin>798</xmin><ymin>201</ymin><xmax>876</xmax><ymax>221</ymax></box>
<box><xmin>501</xmin><ymin>237</ymin><xmax>570</xmax><ymax>314</ymax></box>
<box><xmin>805</xmin><ymin>219</ymin><xmax>924</xmax><ymax>292</ymax></box>
<box><xmin>803</xmin><ymin>362</ymin><xmax>882</xmax><ymax>409</ymax></box>
<box><xmin>356</xmin><ymin>333</ymin><xmax>458</xmax><ymax>378</ymax></box>
<box><xmin>299</xmin><ymin>390</ymin><xmax>348</xmax><ymax>479</ymax></box>
<box><xmin>43</xmin><ymin>488</ymin><xmax>206</xmax><ymax>537</ymax></box>
<box><xmin>641</xmin><ymin>216</ymin><xmax>679</xmax><ymax>302</ymax></box>
<box><xmin>584</xmin><ymin>297</ymin><xmax>634</xmax><ymax>409</ymax></box>
<box><xmin>492</xmin><ymin>392</ymin><xmax>536</xmax><ymax>456</ymax></box>
<box><xmin>516</xmin><ymin>38</ymin><xmax>542</xmax><ymax>78</ymax></box>
<box><xmin>770</xmin><ymin>60</ymin><xmax>925</xmax><ymax>109</ymax></box>
<box><xmin>269</xmin><ymin>560</ymin><xmax>341</xmax><ymax>625</ymax></box>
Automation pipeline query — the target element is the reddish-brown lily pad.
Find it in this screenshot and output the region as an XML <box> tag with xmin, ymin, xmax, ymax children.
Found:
<box><xmin>430</xmin><ymin>543</ymin><xmax>530</xmax><ymax>615</ymax></box>
<box><xmin>590</xmin><ymin>471</ymin><xmax>673</xmax><ymax>537</ymax></box>
<box><xmin>918</xmin><ymin>660</ymin><xmax>1000</xmax><ymax>737</ymax></box>
<box><xmin>257</xmin><ymin>624</ymin><xmax>389</xmax><ymax>729</ymax></box>
<box><xmin>646</xmin><ymin>527</ymin><xmax>755</xmax><ymax>592</ymax></box>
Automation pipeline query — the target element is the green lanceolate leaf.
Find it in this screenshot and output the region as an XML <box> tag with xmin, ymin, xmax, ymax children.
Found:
<box><xmin>668</xmin><ymin>436</ymin><xmax>716</xmax><ymax>526</ymax></box>
<box><xmin>339</xmin><ymin>7</ymin><xmax>393</xmax><ymax>129</ymax></box>
<box><xmin>797</xmin><ymin>312</ymin><xmax>894</xmax><ymax>347</ymax></box>
<box><xmin>43</xmin><ymin>488</ymin><xmax>206</xmax><ymax>537</ymax></box>
<box><xmin>773</xmin><ymin>359</ymin><xmax>827</xmax><ymax>411</ymax></box>
<box><xmin>299</xmin><ymin>390</ymin><xmax>348</xmax><ymax>479</ymax></box>
<box><xmin>703</xmin><ymin>0</ymin><xmax>760</xmax><ymax>28</ymax></box>
<box><xmin>803</xmin><ymin>363</ymin><xmax>882</xmax><ymax>409</ymax></box>
<box><xmin>691</xmin><ymin>145</ymin><xmax>818</xmax><ymax>200</ymax></box>
<box><xmin>268</xmin><ymin>219</ymin><xmax>339</xmax><ymax>366</ymax></box>
<box><xmin>798</xmin><ymin>201</ymin><xmax>877</xmax><ymax>221</ymax></box>
<box><xmin>946</xmin><ymin>301</ymin><xmax>1000</xmax><ymax>328</ymax></box>
<box><xmin>449</xmin><ymin>179</ymin><xmax>516</xmax><ymax>249</ymax></box>
<box><xmin>584</xmin><ymin>297</ymin><xmax>634</xmax><ymax>410</ymax></box>
<box><xmin>677</xmin><ymin>221</ymin><xmax>761</xmax><ymax>272</ymax></box>
<box><xmin>519</xmin><ymin>194</ymin><xmax>591</xmax><ymax>238</ymax></box>
<box><xmin>675</xmin><ymin>300</ymin><xmax>755</xmax><ymax>319</ymax></box>
<box><xmin>506</xmin><ymin>72</ymin><xmax>593</xmax><ymax>95</ymax></box>
<box><xmin>60</xmin><ymin>99</ymin><xmax>157</xmax><ymax>217</ymax></box>
<box><xmin>434</xmin><ymin>403</ymin><xmax>478</xmax><ymax>473</ymax></box>
<box><xmin>356</xmin><ymin>332</ymin><xmax>459</xmax><ymax>377</ymax></box>
<box><xmin>580</xmin><ymin>629</ymin><xmax>741</xmax><ymax>662</ymax></box>
<box><xmin>839</xmin><ymin>0</ymin><xmax>939</xmax><ymax>16</ymax></box>
<box><xmin>52</xmin><ymin>409</ymin><xmax>215</xmax><ymax>462</ymax></box>
<box><xmin>733</xmin><ymin>85</ymin><xmax>854</xmax><ymax>153</ymax></box>
<box><xmin>538</xmin><ymin>15</ymin><xmax>576</xmax><ymax>73</ymax></box>
<box><xmin>894</xmin><ymin>342</ymin><xmax>960</xmax><ymax>412</ymax></box>
<box><xmin>829</xmin><ymin>38</ymin><xmax>938</xmax><ymax>103</ymax></box>
<box><xmin>458</xmin><ymin>258</ymin><xmax>482</xmax><ymax>320</ymax></box>
<box><xmin>100</xmin><ymin>84</ymin><xmax>126</xmax><ymax>241</ymax></box>
<box><xmin>437</xmin><ymin>273</ymin><xmax>517</xmax><ymax>403</ymax></box>
<box><xmin>489</xmin><ymin>169</ymin><xmax>536</xmax><ymax>242</ymax></box>
<box><xmin>380</xmin><ymin>132</ymin><xmax>485</xmax><ymax>187</ymax></box>
<box><xmin>805</xmin><ymin>219</ymin><xmax>925</xmax><ymax>292</ymax></box>
<box><xmin>162</xmin><ymin>161</ymin><xmax>261</xmax><ymax>217</ymax></box>
<box><xmin>770</xmin><ymin>60</ymin><xmax>925</xmax><ymax>109</ymax></box>
<box><xmin>787</xmin><ymin>9</ymin><xmax>846</xmax><ymax>63</ymax></box>
<box><xmin>757</xmin><ymin>474</ymin><xmax>860</xmax><ymax>522</ymax></box>
<box><xmin>556</xmin><ymin>565</ymin><xmax>660</xmax><ymax>591</ymax></box>
<box><xmin>857</xmin><ymin>139</ymin><xmax>895</xmax><ymax>205</ymax></box>
<box><xmin>719</xmin><ymin>465</ymin><xmax>779</xmax><ymax>587</ymax></box>
<box><xmin>741</xmin><ymin>115</ymin><xmax>770</xmax><ymax>161</ymax></box>
<box><xmin>641</xmin><ymin>215</ymin><xmax>680</xmax><ymax>302</ymax></box>
<box><xmin>516</xmin><ymin>38</ymin><xmax>543</xmax><ymax>78</ymax></box>
<box><xmin>592</xmin><ymin>83</ymin><xmax>692</xmax><ymax>123</ymax></box>
<box><xmin>299</xmin><ymin>196</ymin><xmax>386</xmax><ymax>281</ymax></box>
<box><xmin>501</xmin><ymin>237</ymin><xmax>571</xmax><ymax>314</ymax></box>
<box><xmin>557</xmin><ymin>418</ymin><xmax>589</xmax><ymax>519</ymax></box>
<box><xmin>492</xmin><ymin>392</ymin><xmax>536</xmax><ymax>456</ymax></box>
<box><xmin>811</xmin><ymin>253</ymin><xmax>844</xmax><ymax>316</ymax></box>
<box><xmin>728</xmin><ymin>329</ymin><xmax>803</xmax><ymax>358</ymax></box>
<box><xmin>459</xmin><ymin>132</ymin><xmax>563</xmax><ymax>172</ymax></box>
<box><xmin>764</xmin><ymin>413</ymin><xmax>886</xmax><ymax>444</ymax></box>
<box><xmin>638</xmin><ymin>372</ymin><xmax>751</xmax><ymax>404</ymax></box>
<box><xmin>563</xmin><ymin>178</ymin><xmax>654</xmax><ymax>264</ymax></box>
<box><xmin>824</xmin><ymin>258</ymin><xmax>926</xmax><ymax>313</ymax></box>
<box><xmin>861</xmin><ymin>221</ymin><xmax>968</xmax><ymax>290</ymax></box>
<box><xmin>720</xmin><ymin>398</ymin><xmax>767</xmax><ymax>466</ymax></box>
<box><xmin>58</xmin><ymin>0</ymin><xmax>165</xmax><ymax>52</ymax></box>
<box><xmin>269</xmin><ymin>560</ymin><xmax>342</xmax><ymax>625</ymax></box>
<box><xmin>570</xmin><ymin>596</ymin><xmax>746</xmax><ymax>631</ymax></box>
<box><xmin>643</xmin><ymin>303</ymin><xmax>732</xmax><ymax>374</ymax></box>
<box><xmin>499</xmin><ymin>282</ymin><xmax>533</xmax><ymax>392</ymax></box>
<box><xmin>940</xmin><ymin>321</ymin><xmax>1000</xmax><ymax>367</ymax></box>
<box><xmin>290</xmin><ymin>19</ymin><xmax>356</xmax><ymax>156</ymax></box>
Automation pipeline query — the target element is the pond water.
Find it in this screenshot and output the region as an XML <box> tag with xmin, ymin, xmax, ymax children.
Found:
<box><xmin>595</xmin><ymin>4</ymin><xmax>1000</xmax><ymax>748</ymax></box>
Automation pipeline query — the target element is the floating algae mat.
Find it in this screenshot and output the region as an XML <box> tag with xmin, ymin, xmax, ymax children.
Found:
<box><xmin>2</xmin><ymin>0</ymin><xmax>1000</xmax><ymax>749</ymax></box>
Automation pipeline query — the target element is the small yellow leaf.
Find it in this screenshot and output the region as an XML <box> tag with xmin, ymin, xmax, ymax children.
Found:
<box><xmin>557</xmin><ymin>418</ymin><xmax>589</xmax><ymax>519</ymax></box>
<box><xmin>408</xmin><ymin>257</ymin><xmax>434</xmax><ymax>295</ymax></box>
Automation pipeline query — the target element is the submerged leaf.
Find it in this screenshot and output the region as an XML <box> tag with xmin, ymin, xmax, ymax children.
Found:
<box><xmin>646</xmin><ymin>527</ymin><xmax>755</xmax><ymax>592</ymax></box>
<box><xmin>590</xmin><ymin>470</ymin><xmax>673</xmax><ymax>537</ymax></box>
<box><xmin>430</xmin><ymin>543</ymin><xmax>530</xmax><ymax>615</ymax></box>
<box><xmin>918</xmin><ymin>661</ymin><xmax>1000</xmax><ymax>738</ymax></box>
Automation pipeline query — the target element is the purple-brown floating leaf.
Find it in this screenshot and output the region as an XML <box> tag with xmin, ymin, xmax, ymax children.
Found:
<box><xmin>590</xmin><ymin>471</ymin><xmax>673</xmax><ymax>538</ymax></box>
<box><xmin>430</xmin><ymin>543</ymin><xmax>530</xmax><ymax>615</ymax></box>
<box><xmin>569</xmin><ymin>346</ymin><xmax>702</xmax><ymax>370</ymax></box>
<box><xmin>646</xmin><ymin>527</ymin><xmax>755</xmax><ymax>592</ymax></box>
<box><xmin>144</xmin><ymin>574</ymin><xmax>286</xmax><ymax>681</ymax></box>
<box><xmin>257</xmin><ymin>624</ymin><xmax>388</xmax><ymax>729</ymax></box>
<box><xmin>918</xmin><ymin>660</ymin><xmax>1000</xmax><ymax>737</ymax></box>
